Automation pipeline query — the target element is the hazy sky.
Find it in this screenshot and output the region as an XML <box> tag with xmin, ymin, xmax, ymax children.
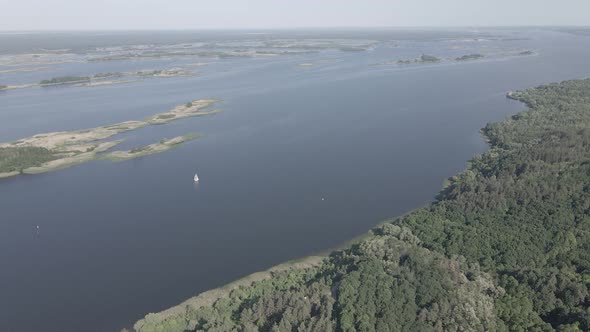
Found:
<box><xmin>1</xmin><ymin>0</ymin><xmax>589</xmax><ymax>30</ymax></box>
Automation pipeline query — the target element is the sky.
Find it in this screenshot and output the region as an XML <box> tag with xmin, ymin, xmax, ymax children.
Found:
<box><xmin>1</xmin><ymin>0</ymin><xmax>589</xmax><ymax>31</ymax></box>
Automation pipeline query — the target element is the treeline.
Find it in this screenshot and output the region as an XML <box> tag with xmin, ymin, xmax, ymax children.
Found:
<box><xmin>135</xmin><ymin>79</ymin><xmax>590</xmax><ymax>332</ymax></box>
<box><xmin>0</xmin><ymin>146</ymin><xmax>58</xmax><ymax>173</ymax></box>
<box><xmin>405</xmin><ymin>79</ymin><xmax>590</xmax><ymax>331</ymax></box>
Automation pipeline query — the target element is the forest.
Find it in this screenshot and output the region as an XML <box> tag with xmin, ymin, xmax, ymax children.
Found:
<box><xmin>135</xmin><ymin>79</ymin><xmax>590</xmax><ymax>332</ymax></box>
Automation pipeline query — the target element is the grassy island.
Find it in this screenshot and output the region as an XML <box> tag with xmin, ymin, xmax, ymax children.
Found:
<box><xmin>40</xmin><ymin>76</ymin><xmax>91</xmax><ymax>86</ymax></box>
<box><xmin>145</xmin><ymin>99</ymin><xmax>222</xmax><ymax>124</ymax></box>
<box><xmin>0</xmin><ymin>66</ymin><xmax>49</xmax><ymax>74</ymax></box>
<box><xmin>456</xmin><ymin>53</ymin><xmax>485</xmax><ymax>61</ymax></box>
<box><xmin>396</xmin><ymin>54</ymin><xmax>440</xmax><ymax>64</ymax></box>
<box><xmin>73</xmin><ymin>80</ymin><xmax>135</xmax><ymax>87</ymax></box>
<box><xmin>0</xmin><ymin>99</ymin><xmax>221</xmax><ymax>179</ymax></box>
<box><xmin>135</xmin><ymin>79</ymin><xmax>590</xmax><ymax>332</ymax></box>
<box><xmin>0</xmin><ymin>146</ymin><xmax>59</xmax><ymax>177</ymax></box>
<box><xmin>419</xmin><ymin>54</ymin><xmax>440</xmax><ymax>62</ymax></box>
<box><xmin>387</xmin><ymin>54</ymin><xmax>442</xmax><ymax>66</ymax></box>
<box><xmin>0</xmin><ymin>67</ymin><xmax>196</xmax><ymax>93</ymax></box>
<box><xmin>103</xmin><ymin>134</ymin><xmax>200</xmax><ymax>161</ymax></box>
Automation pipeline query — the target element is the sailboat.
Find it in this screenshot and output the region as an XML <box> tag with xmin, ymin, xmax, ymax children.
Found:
<box><xmin>193</xmin><ymin>173</ymin><xmax>199</xmax><ymax>182</ymax></box>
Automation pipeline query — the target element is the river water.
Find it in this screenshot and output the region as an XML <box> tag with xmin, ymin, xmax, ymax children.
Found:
<box><xmin>1</xmin><ymin>28</ymin><xmax>590</xmax><ymax>331</ymax></box>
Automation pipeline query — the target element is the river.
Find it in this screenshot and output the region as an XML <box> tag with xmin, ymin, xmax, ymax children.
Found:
<box><xmin>1</xmin><ymin>28</ymin><xmax>590</xmax><ymax>331</ymax></box>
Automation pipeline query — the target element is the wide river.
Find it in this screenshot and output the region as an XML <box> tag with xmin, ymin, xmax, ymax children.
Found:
<box><xmin>1</xmin><ymin>29</ymin><xmax>590</xmax><ymax>331</ymax></box>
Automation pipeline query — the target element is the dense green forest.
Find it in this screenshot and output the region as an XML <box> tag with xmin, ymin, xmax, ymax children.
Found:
<box><xmin>0</xmin><ymin>146</ymin><xmax>59</xmax><ymax>174</ymax></box>
<box><xmin>135</xmin><ymin>79</ymin><xmax>590</xmax><ymax>332</ymax></box>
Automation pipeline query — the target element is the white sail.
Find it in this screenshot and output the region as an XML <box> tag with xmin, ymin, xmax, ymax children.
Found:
<box><xmin>194</xmin><ymin>173</ymin><xmax>199</xmax><ymax>182</ymax></box>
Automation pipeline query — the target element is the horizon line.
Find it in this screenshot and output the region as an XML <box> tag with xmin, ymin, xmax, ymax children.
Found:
<box><xmin>0</xmin><ymin>24</ymin><xmax>588</xmax><ymax>33</ymax></box>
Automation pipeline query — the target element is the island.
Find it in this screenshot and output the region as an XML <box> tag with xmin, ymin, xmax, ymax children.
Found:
<box><xmin>103</xmin><ymin>135</ymin><xmax>200</xmax><ymax>161</ymax></box>
<box><xmin>298</xmin><ymin>59</ymin><xmax>338</xmax><ymax>68</ymax></box>
<box><xmin>455</xmin><ymin>53</ymin><xmax>485</xmax><ymax>61</ymax></box>
<box><xmin>40</xmin><ymin>76</ymin><xmax>91</xmax><ymax>86</ymax></box>
<box><xmin>518</xmin><ymin>50</ymin><xmax>534</xmax><ymax>56</ymax></box>
<box><xmin>39</xmin><ymin>68</ymin><xmax>194</xmax><ymax>86</ymax></box>
<box><xmin>186</xmin><ymin>62</ymin><xmax>210</xmax><ymax>67</ymax></box>
<box><xmin>339</xmin><ymin>47</ymin><xmax>366</xmax><ymax>52</ymax></box>
<box><xmin>418</xmin><ymin>54</ymin><xmax>440</xmax><ymax>62</ymax></box>
<box><xmin>0</xmin><ymin>83</ymin><xmax>40</xmax><ymax>91</ymax></box>
<box><xmin>0</xmin><ymin>67</ymin><xmax>197</xmax><ymax>93</ymax></box>
<box><xmin>0</xmin><ymin>53</ymin><xmax>82</xmax><ymax>67</ymax></box>
<box><xmin>0</xmin><ymin>66</ymin><xmax>49</xmax><ymax>74</ymax></box>
<box><xmin>83</xmin><ymin>39</ymin><xmax>376</xmax><ymax>63</ymax></box>
<box><xmin>396</xmin><ymin>54</ymin><xmax>441</xmax><ymax>64</ymax></box>
<box><xmin>0</xmin><ymin>99</ymin><xmax>221</xmax><ymax>179</ymax></box>
<box><xmin>134</xmin><ymin>79</ymin><xmax>590</xmax><ymax>332</ymax></box>
<box><xmin>372</xmin><ymin>54</ymin><xmax>443</xmax><ymax>66</ymax></box>
<box><xmin>73</xmin><ymin>80</ymin><xmax>135</xmax><ymax>87</ymax></box>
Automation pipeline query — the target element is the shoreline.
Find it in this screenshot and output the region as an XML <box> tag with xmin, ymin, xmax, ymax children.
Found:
<box><xmin>134</xmin><ymin>255</ymin><xmax>325</xmax><ymax>332</ymax></box>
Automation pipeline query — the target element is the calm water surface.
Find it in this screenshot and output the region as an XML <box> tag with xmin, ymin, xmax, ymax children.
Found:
<box><xmin>1</xmin><ymin>29</ymin><xmax>590</xmax><ymax>331</ymax></box>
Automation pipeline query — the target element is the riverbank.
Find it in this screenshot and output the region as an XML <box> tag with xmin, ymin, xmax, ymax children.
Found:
<box><xmin>134</xmin><ymin>255</ymin><xmax>324</xmax><ymax>332</ymax></box>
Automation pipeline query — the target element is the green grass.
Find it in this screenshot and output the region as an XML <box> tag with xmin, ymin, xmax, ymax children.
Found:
<box><xmin>0</xmin><ymin>146</ymin><xmax>59</xmax><ymax>173</ymax></box>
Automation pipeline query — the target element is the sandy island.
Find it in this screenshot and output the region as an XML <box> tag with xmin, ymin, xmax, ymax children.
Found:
<box><xmin>73</xmin><ymin>80</ymin><xmax>136</xmax><ymax>87</ymax></box>
<box><xmin>0</xmin><ymin>99</ymin><xmax>221</xmax><ymax>179</ymax></box>
<box><xmin>103</xmin><ymin>134</ymin><xmax>200</xmax><ymax>161</ymax></box>
<box><xmin>0</xmin><ymin>67</ymin><xmax>197</xmax><ymax>93</ymax></box>
<box><xmin>186</xmin><ymin>62</ymin><xmax>210</xmax><ymax>67</ymax></box>
<box><xmin>0</xmin><ymin>66</ymin><xmax>49</xmax><ymax>74</ymax></box>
